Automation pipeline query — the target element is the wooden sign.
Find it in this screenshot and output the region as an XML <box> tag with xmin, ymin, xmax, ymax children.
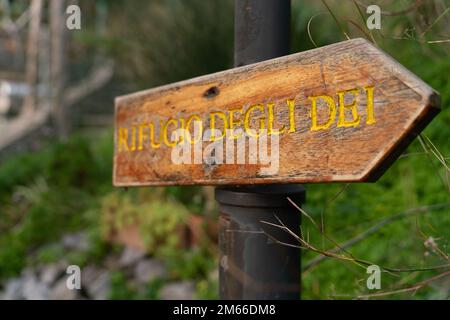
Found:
<box><xmin>113</xmin><ymin>38</ymin><xmax>440</xmax><ymax>187</ymax></box>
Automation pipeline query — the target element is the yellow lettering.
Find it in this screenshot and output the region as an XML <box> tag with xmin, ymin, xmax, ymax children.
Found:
<box><xmin>185</xmin><ymin>115</ymin><xmax>203</xmax><ymax>144</ymax></box>
<box><xmin>130</xmin><ymin>126</ymin><xmax>137</xmax><ymax>151</ymax></box>
<box><xmin>209</xmin><ymin>112</ymin><xmax>228</xmax><ymax>141</ymax></box>
<box><xmin>163</xmin><ymin>118</ymin><xmax>179</xmax><ymax>147</ymax></box>
<box><xmin>337</xmin><ymin>88</ymin><xmax>360</xmax><ymax>128</ymax></box>
<box><xmin>138</xmin><ymin>124</ymin><xmax>147</xmax><ymax>150</ymax></box>
<box><xmin>268</xmin><ymin>103</ymin><xmax>286</xmax><ymax>135</ymax></box>
<box><xmin>228</xmin><ymin>108</ymin><xmax>243</xmax><ymax>139</ymax></box>
<box><xmin>309</xmin><ymin>95</ymin><xmax>336</xmax><ymax>131</ymax></box>
<box><xmin>364</xmin><ymin>85</ymin><xmax>376</xmax><ymax>125</ymax></box>
<box><xmin>178</xmin><ymin>117</ymin><xmax>185</xmax><ymax>144</ymax></box>
<box><xmin>118</xmin><ymin>128</ymin><xmax>129</xmax><ymax>151</ymax></box>
<box><xmin>287</xmin><ymin>99</ymin><xmax>296</xmax><ymax>133</ymax></box>
<box><xmin>244</xmin><ymin>104</ymin><xmax>266</xmax><ymax>137</ymax></box>
<box><xmin>148</xmin><ymin>121</ymin><xmax>162</xmax><ymax>149</ymax></box>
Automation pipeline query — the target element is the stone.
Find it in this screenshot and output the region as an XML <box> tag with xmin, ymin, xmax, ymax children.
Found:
<box><xmin>40</xmin><ymin>261</ymin><xmax>66</xmax><ymax>286</ymax></box>
<box><xmin>81</xmin><ymin>265</ymin><xmax>110</xmax><ymax>300</ymax></box>
<box><xmin>104</xmin><ymin>254</ymin><xmax>121</xmax><ymax>269</ymax></box>
<box><xmin>89</xmin><ymin>272</ymin><xmax>110</xmax><ymax>300</ymax></box>
<box><xmin>134</xmin><ymin>259</ymin><xmax>167</xmax><ymax>284</ymax></box>
<box><xmin>81</xmin><ymin>265</ymin><xmax>100</xmax><ymax>284</ymax></box>
<box><xmin>21</xmin><ymin>267</ymin><xmax>35</xmax><ymax>278</ymax></box>
<box><xmin>118</xmin><ymin>246</ymin><xmax>146</xmax><ymax>268</ymax></box>
<box><xmin>3</xmin><ymin>278</ymin><xmax>24</xmax><ymax>300</ymax></box>
<box><xmin>160</xmin><ymin>281</ymin><xmax>195</xmax><ymax>300</ymax></box>
<box><xmin>61</xmin><ymin>232</ymin><xmax>90</xmax><ymax>251</ymax></box>
<box><xmin>49</xmin><ymin>278</ymin><xmax>80</xmax><ymax>300</ymax></box>
<box><xmin>22</xmin><ymin>275</ymin><xmax>49</xmax><ymax>300</ymax></box>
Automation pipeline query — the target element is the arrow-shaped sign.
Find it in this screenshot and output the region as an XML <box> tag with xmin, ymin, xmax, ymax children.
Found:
<box><xmin>113</xmin><ymin>38</ymin><xmax>440</xmax><ymax>187</ymax></box>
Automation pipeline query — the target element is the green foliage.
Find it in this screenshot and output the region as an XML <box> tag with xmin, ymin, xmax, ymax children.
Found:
<box><xmin>0</xmin><ymin>133</ymin><xmax>113</xmax><ymax>279</ymax></box>
<box><xmin>44</xmin><ymin>137</ymin><xmax>95</xmax><ymax>189</ymax></box>
<box><xmin>34</xmin><ymin>244</ymin><xmax>66</xmax><ymax>264</ymax></box>
<box><xmin>109</xmin><ymin>271</ymin><xmax>139</xmax><ymax>300</ymax></box>
<box><xmin>165</xmin><ymin>186</ymin><xmax>204</xmax><ymax>213</ymax></box>
<box><xmin>109</xmin><ymin>272</ymin><xmax>167</xmax><ymax>300</ymax></box>
<box><xmin>0</xmin><ymin>133</ymin><xmax>114</xmax><ymax>197</ymax></box>
<box><xmin>0</xmin><ymin>151</ymin><xmax>50</xmax><ymax>198</ymax></box>
<box><xmin>139</xmin><ymin>201</ymin><xmax>188</xmax><ymax>255</ymax></box>
<box><xmin>107</xmin><ymin>0</ymin><xmax>234</xmax><ymax>88</ymax></box>
<box><xmin>100</xmin><ymin>189</ymin><xmax>189</xmax><ymax>256</ymax></box>
<box><xmin>196</xmin><ymin>277</ymin><xmax>219</xmax><ymax>300</ymax></box>
<box><xmin>141</xmin><ymin>278</ymin><xmax>166</xmax><ymax>300</ymax></box>
<box><xmin>163</xmin><ymin>247</ymin><xmax>216</xmax><ymax>281</ymax></box>
<box><xmin>290</xmin><ymin>0</ymin><xmax>450</xmax><ymax>299</ymax></box>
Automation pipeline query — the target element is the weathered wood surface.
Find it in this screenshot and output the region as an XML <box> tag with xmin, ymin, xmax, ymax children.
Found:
<box><xmin>113</xmin><ymin>38</ymin><xmax>440</xmax><ymax>186</ymax></box>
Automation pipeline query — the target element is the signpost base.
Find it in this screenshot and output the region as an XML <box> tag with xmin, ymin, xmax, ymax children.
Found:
<box><xmin>215</xmin><ymin>185</ymin><xmax>305</xmax><ymax>299</ymax></box>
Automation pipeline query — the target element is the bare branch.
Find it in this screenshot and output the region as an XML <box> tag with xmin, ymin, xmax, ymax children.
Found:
<box><xmin>335</xmin><ymin>271</ymin><xmax>450</xmax><ymax>299</ymax></box>
<box><xmin>302</xmin><ymin>202</ymin><xmax>450</xmax><ymax>271</ymax></box>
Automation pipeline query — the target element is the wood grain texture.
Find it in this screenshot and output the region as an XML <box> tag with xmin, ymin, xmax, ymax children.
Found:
<box><xmin>113</xmin><ymin>38</ymin><xmax>440</xmax><ymax>187</ymax></box>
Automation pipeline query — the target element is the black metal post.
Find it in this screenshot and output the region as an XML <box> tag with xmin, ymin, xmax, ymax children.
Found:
<box><xmin>216</xmin><ymin>185</ymin><xmax>304</xmax><ymax>299</ymax></box>
<box><xmin>234</xmin><ymin>0</ymin><xmax>290</xmax><ymax>67</ymax></box>
<box><xmin>215</xmin><ymin>0</ymin><xmax>304</xmax><ymax>300</ymax></box>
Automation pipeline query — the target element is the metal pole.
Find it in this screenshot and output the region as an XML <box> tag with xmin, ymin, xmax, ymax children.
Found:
<box><xmin>216</xmin><ymin>0</ymin><xmax>304</xmax><ymax>300</ymax></box>
<box><xmin>216</xmin><ymin>185</ymin><xmax>304</xmax><ymax>299</ymax></box>
<box><xmin>234</xmin><ymin>0</ymin><xmax>290</xmax><ymax>67</ymax></box>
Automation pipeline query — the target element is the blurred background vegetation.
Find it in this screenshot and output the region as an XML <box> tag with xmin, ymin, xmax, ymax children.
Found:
<box><xmin>0</xmin><ymin>0</ymin><xmax>449</xmax><ymax>299</ymax></box>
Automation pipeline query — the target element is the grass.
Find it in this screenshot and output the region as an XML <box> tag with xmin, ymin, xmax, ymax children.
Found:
<box><xmin>291</xmin><ymin>0</ymin><xmax>450</xmax><ymax>299</ymax></box>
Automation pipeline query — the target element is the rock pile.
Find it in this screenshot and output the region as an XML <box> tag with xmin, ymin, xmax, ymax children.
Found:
<box><xmin>0</xmin><ymin>232</ymin><xmax>197</xmax><ymax>300</ymax></box>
